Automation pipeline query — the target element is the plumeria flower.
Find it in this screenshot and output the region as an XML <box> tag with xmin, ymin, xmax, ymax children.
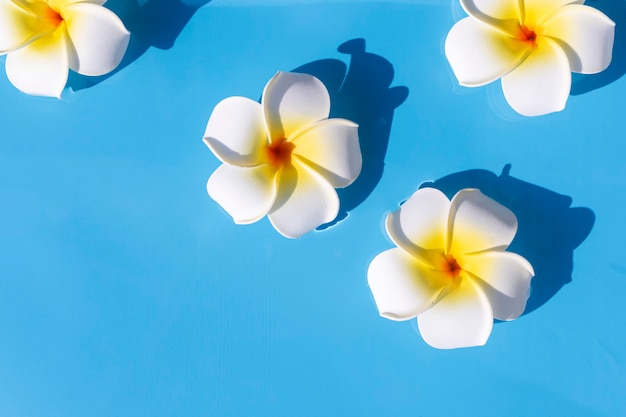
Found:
<box><xmin>367</xmin><ymin>188</ymin><xmax>534</xmax><ymax>349</ymax></box>
<box><xmin>0</xmin><ymin>0</ymin><xmax>130</xmax><ymax>97</ymax></box>
<box><xmin>203</xmin><ymin>71</ymin><xmax>362</xmax><ymax>238</ymax></box>
<box><xmin>445</xmin><ymin>0</ymin><xmax>615</xmax><ymax>116</ymax></box>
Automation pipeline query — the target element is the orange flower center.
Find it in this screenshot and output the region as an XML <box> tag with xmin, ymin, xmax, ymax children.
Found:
<box><xmin>442</xmin><ymin>254</ymin><xmax>462</xmax><ymax>280</ymax></box>
<box><xmin>32</xmin><ymin>1</ymin><xmax>63</xmax><ymax>28</ymax></box>
<box><xmin>518</xmin><ymin>25</ymin><xmax>537</xmax><ymax>44</ymax></box>
<box><xmin>48</xmin><ymin>8</ymin><xmax>63</xmax><ymax>26</ymax></box>
<box><xmin>266</xmin><ymin>138</ymin><xmax>295</xmax><ymax>167</ymax></box>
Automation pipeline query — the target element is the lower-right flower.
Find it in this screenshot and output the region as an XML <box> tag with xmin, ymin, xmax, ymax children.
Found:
<box><xmin>367</xmin><ymin>187</ymin><xmax>534</xmax><ymax>349</ymax></box>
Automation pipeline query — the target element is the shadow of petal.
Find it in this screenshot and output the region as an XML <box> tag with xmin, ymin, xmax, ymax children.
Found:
<box><xmin>293</xmin><ymin>38</ymin><xmax>409</xmax><ymax>229</ymax></box>
<box><xmin>68</xmin><ymin>0</ymin><xmax>211</xmax><ymax>92</ymax></box>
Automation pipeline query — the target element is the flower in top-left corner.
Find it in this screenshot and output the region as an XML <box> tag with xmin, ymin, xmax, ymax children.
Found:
<box><xmin>0</xmin><ymin>0</ymin><xmax>130</xmax><ymax>97</ymax></box>
<box><xmin>203</xmin><ymin>71</ymin><xmax>362</xmax><ymax>239</ymax></box>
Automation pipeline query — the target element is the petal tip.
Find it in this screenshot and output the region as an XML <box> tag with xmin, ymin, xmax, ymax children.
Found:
<box><xmin>379</xmin><ymin>311</ymin><xmax>411</xmax><ymax>322</ymax></box>
<box><xmin>270</xmin><ymin>222</ymin><xmax>306</xmax><ymax>239</ymax></box>
<box><xmin>422</xmin><ymin>329</ymin><xmax>491</xmax><ymax>350</ymax></box>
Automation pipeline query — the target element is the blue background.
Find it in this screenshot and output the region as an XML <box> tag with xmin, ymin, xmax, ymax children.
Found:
<box><xmin>1</xmin><ymin>0</ymin><xmax>625</xmax><ymax>416</ymax></box>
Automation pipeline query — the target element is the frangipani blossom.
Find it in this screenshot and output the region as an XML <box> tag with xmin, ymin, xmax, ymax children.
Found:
<box><xmin>368</xmin><ymin>188</ymin><xmax>534</xmax><ymax>349</ymax></box>
<box><xmin>0</xmin><ymin>0</ymin><xmax>130</xmax><ymax>97</ymax></box>
<box><xmin>445</xmin><ymin>0</ymin><xmax>615</xmax><ymax>116</ymax></box>
<box><xmin>203</xmin><ymin>71</ymin><xmax>362</xmax><ymax>239</ymax></box>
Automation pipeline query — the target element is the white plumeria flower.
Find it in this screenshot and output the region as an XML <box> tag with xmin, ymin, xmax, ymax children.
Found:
<box><xmin>445</xmin><ymin>0</ymin><xmax>615</xmax><ymax>116</ymax></box>
<box><xmin>368</xmin><ymin>188</ymin><xmax>534</xmax><ymax>349</ymax></box>
<box><xmin>203</xmin><ymin>71</ymin><xmax>362</xmax><ymax>239</ymax></box>
<box><xmin>0</xmin><ymin>0</ymin><xmax>130</xmax><ymax>97</ymax></box>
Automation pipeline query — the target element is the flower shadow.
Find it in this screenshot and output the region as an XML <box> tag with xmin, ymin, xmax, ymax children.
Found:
<box><xmin>68</xmin><ymin>0</ymin><xmax>211</xmax><ymax>91</ymax></box>
<box><xmin>570</xmin><ymin>0</ymin><xmax>626</xmax><ymax>95</ymax></box>
<box><xmin>292</xmin><ymin>38</ymin><xmax>409</xmax><ymax>228</ymax></box>
<box><xmin>420</xmin><ymin>164</ymin><xmax>595</xmax><ymax>316</ymax></box>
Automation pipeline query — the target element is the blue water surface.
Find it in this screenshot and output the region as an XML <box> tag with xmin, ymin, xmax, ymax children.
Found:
<box><xmin>1</xmin><ymin>1</ymin><xmax>625</xmax><ymax>416</ymax></box>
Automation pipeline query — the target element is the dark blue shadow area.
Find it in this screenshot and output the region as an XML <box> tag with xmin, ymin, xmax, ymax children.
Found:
<box><xmin>68</xmin><ymin>0</ymin><xmax>211</xmax><ymax>91</ymax></box>
<box><xmin>292</xmin><ymin>39</ymin><xmax>409</xmax><ymax>228</ymax></box>
<box><xmin>571</xmin><ymin>0</ymin><xmax>626</xmax><ymax>95</ymax></box>
<box><xmin>420</xmin><ymin>164</ymin><xmax>595</xmax><ymax>316</ymax></box>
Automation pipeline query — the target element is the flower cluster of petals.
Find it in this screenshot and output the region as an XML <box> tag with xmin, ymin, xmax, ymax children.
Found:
<box><xmin>0</xmin><ymin>0</ymin><xmax>130</xmax><ymax>97</ymax></box>
<box><xmin>368</xmin><ymin>187</ymin><xmax>534</xmax><ymax>349</ymax></box>
<box><xmin>445</xmin><ymin>0</ymin><xmax>615</xmax><ymax>116</ymax></box>
<box><xmin>203</xmin><ymin>71</ymin><xmax>362</xmax><ymax>238</ymax></box>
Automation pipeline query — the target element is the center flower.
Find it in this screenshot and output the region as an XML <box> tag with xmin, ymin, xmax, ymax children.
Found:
<box><xmin>266</xmin><ymin>138</ymin><xmax>295</xmax><ymax>168</ymax></box>
<box><xmin>203</xmin><ymin>71</ymin><xmax>362</xmax><ymax>238</ymax></box>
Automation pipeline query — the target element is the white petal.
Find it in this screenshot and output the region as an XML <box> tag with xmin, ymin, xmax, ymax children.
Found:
<box><xmin>385</xmin><ymin>188</ymin><xmax>450</xmax><ymax>259</ymax></box>
<box><xmin>418</xmin><ymin>277</ymin><xmax>493</xmax><ymax>349</ymax></box>
<box><xmin>5</xmin><ymin>27</ymin><xmax>69</xmax><ymax>97</ymax></box>
<box><xmin>63</xmin><ymin>2</ymin><xmax>129</xmax><ymax>76</ymax></box>
<box><xmin>445</xmin><ymin>17</ymin><xmax>530</xmax><ymax>87</ymax></box>
<box><xmin>262</xmin><ymin>71</ymin><xmax>331</xmax><ymax>144</ymax></box>
<box><xmin>448</xmin><ymin>189</ymin><xmax>517</xmax><ymax>255</ymax></box>
<box><xmin>47</xmin><ymin>0</ymin><xmax>107</xmax><ymax>10</ymax></box>
<box><xmin>268</xmin><ymin>162</ymin><xmax>339</xmax><ymax>238</ymax></box>
<box><xmin>368</xmin><ymin>248</ymin><xmax>453</xmax><ymax>321</ymax></box>
<box><xmin>501</xmin><ymin>37</ymin><xmax>571</xmax><ymax>116</ymax></box>
<box><xmin>207</xmin><ymin>163</ymin><xmax>277</xmax><ymax>225</ymax></box>
<box><xmin>460</xmin><ymin>251</ymin><xmax>534</xmax><ymax>320</ymax></box>
<box><xmin>203</xmin><ymin>97</ymin><xmax>268</xmax><ymax>166</ymax></box>
<box><xmin>460</xmin><ymin>0</ymin><xmax>520</xmax><ymax>21</ymax></box>
<box><xmin>0</xmin><ymin>0</ymin><xmax>45</xmax><ymax>53</ymax></box>
<box><xmin>291</xmin><ymin>118</ymin><xmax>361</xmax><ymax>188</ymax></box>
<box><xmin>49</xmin><ymin>0</ymin><xmax>107</xmax><ymax>8</ymax></box>
<box><xmin>522</xmin><ymin>0</ymin><xmax>584</xmax><ymax>26</ymax></box>
<box><xmin>459</xmin><ymin>0</ymin><xmax>530</xmax><ymax>37</ymax></box>
<box><xmin>542</xmin><ymin>4</ymin><xmax>615</xmax><ymax>74</ymax></box>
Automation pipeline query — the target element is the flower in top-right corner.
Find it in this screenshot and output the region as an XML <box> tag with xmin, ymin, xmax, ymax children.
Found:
<box><xmin>445</xmin><ymin>0</ymin><xmax>615</xmax><ymax>116</ymax></box>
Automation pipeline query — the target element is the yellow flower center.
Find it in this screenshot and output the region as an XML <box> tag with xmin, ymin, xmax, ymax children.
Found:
<box><xmin>266</xmin><ymin>138</ymin><xmax>295</xmax><ymax>168</ymax></box>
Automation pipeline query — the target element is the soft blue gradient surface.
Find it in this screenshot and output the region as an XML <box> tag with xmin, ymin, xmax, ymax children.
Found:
<box><xmin>1</xmin><ymin>1</ymin><xmax>625</xmax><ymax>416</ymax></box>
